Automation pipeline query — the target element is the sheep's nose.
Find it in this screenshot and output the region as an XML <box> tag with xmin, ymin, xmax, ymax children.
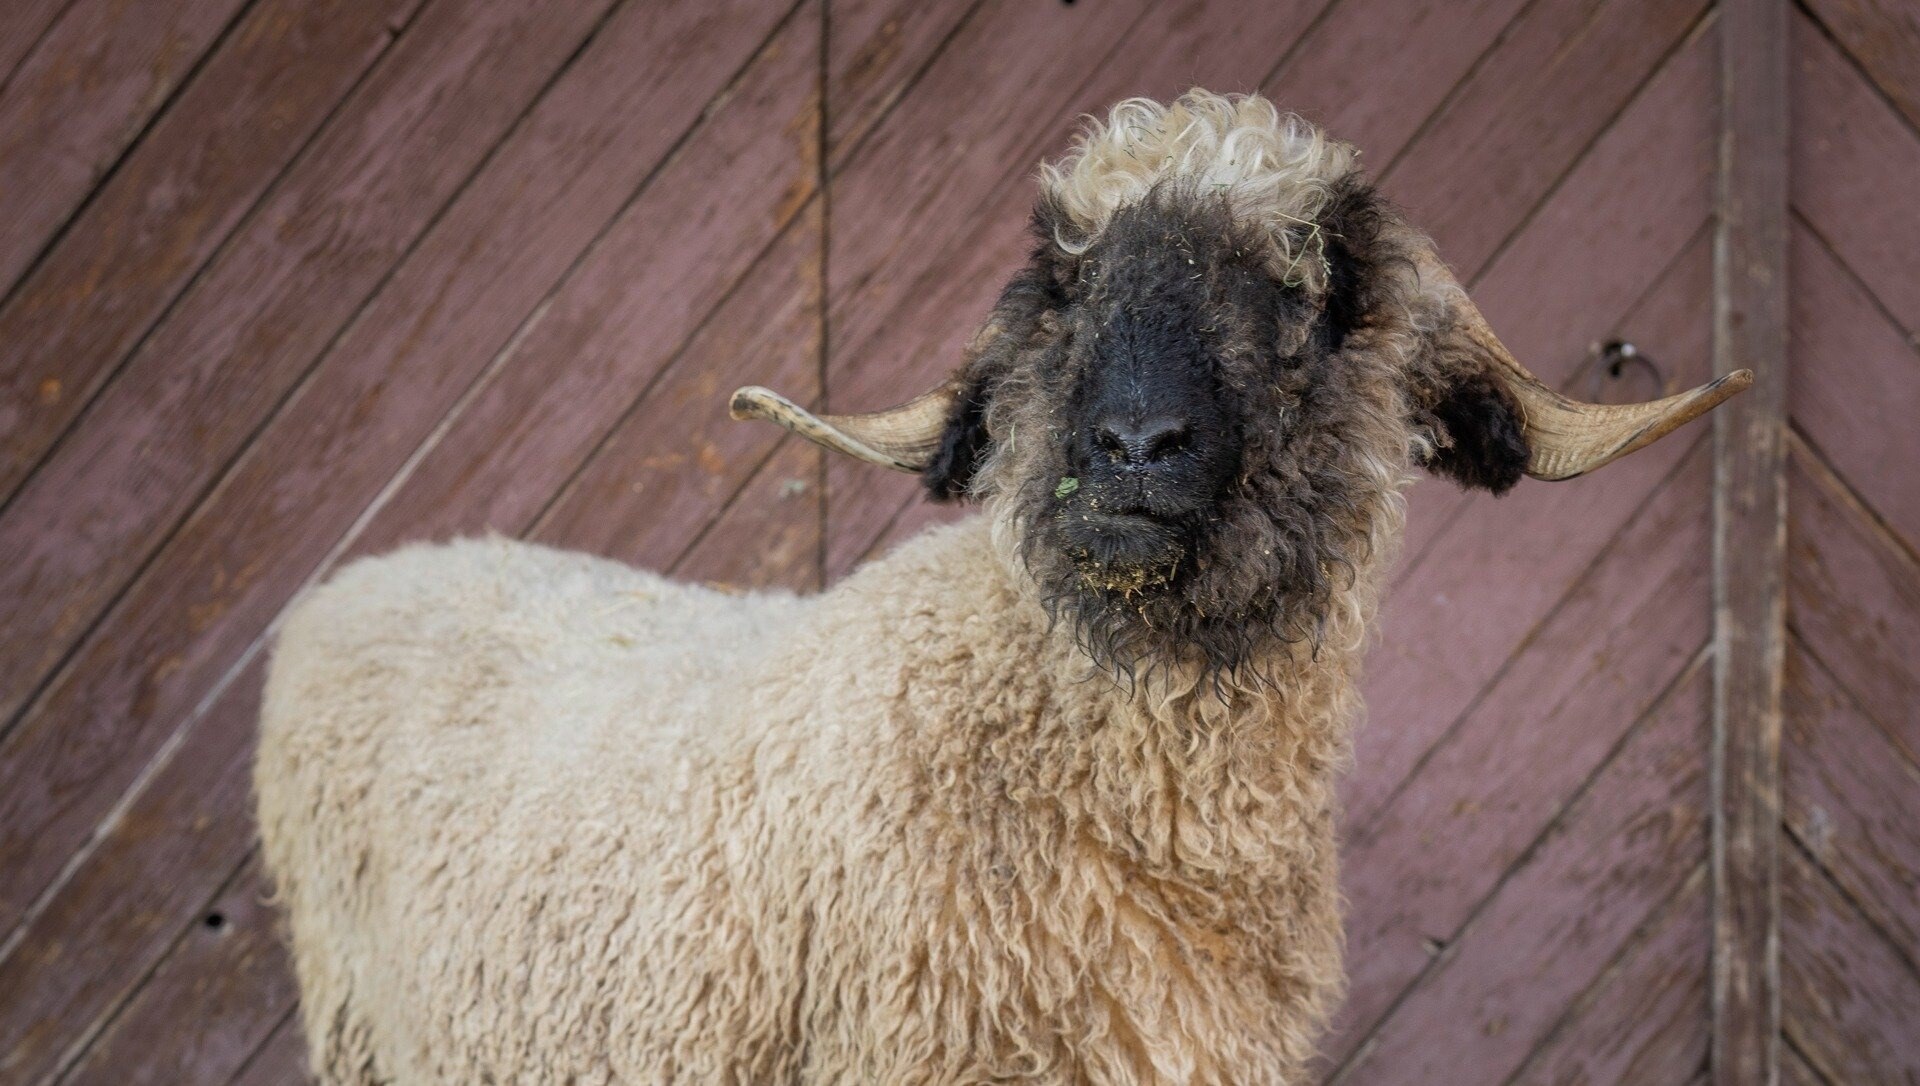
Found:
<box><xmin>1093</xmin><ymin>413</ymin><xmax>1190</xmax><ymax>468</ymax></box>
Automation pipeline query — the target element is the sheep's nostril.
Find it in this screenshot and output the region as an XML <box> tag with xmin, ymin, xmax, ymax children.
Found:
<box><xmin>1094</xmin><ymin>415</ymin><xmax>1189</xmax><ymax>467</ymax></box>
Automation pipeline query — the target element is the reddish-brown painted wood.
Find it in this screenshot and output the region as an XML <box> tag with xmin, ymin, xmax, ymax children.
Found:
<box><xmin>1336</xmin><ymin>661</ymin><xmax>1709</xmax><ymax>1084</ymax></box>
<box><xmin>61</xmin><ymin>857</ymin><xmax>295</xmax><ymax>1086</ymax></box>
<box><xmin>1329</xmin><ymin>442</ymin><xmax>1713</xmax><ymax>1069</ymax></box>
<box><xmin>1800</xmin><ymin>0</ymin><xmax>1920</xmax><ymax>141</ymax></box>
<box><xmin>0</xmin><ymin>0</ymin><xmax>248</xmax><ymax>297</ymax></box>
<box><xmin>0</xmin><ymin>13</ymin><xmax>819</xmax><ymax>1075</ymax></box>
<box><xmin>0</xmin><ymin>0</ymin><xmax>411</xmax><ymax>504</ymax></box>
<box><xmin>0</xmin><ymin>0</ymin><xmax>800</xmax><ymax>937</ymax></box>
<box><xmin>535</xmin><ymin>206</ymin><xmax>825</xmax><ymax>589</ymax></box>
<box><xmin>1709</xmin><ymin>1</ymin><xmax>1790</xmax><ymax>1078</ymax></box>
<box><xmin>826</xmin><ymin>0</ymin><xmax>979</xmax><ymax>160</ymax></box>
<box><xmin>1352</xmin><ymin>147</ymin><xmax>1716</xmax><ymax>830</ymax></box>
<box><xmin>1509</xmin><ymin>866</ymin><xmax>1711</xmax><ymax>1086</ymax></box>
<box><xmin>0</xmin><ymin>0</ymin><xmax>72</xmax><ymax>93</ymax></box>
<box><xmin>1785</xmin><ymin>448</ymin><xmax>1920</xmax><ymax>767</ymax></box>
<box><xmin>1380</xmin><ymin>0</ymin><xmax>1708</xmax><ymax>275</ymax></box>
<box><xmin>0</xmin><ymin>0</ymin><xmax>627</xmax><ymax>733</ymax></box>
<box><xmin>1788</xmin><ymin>224</ymin><xmax>1920</xmax><ymax>553</ymax></box>
<box><xmin>225</xmin><ymin>1014</ymin><xmax>311</xmax><ymax>1086</ymax></box>
<box><xmin>1781</xmin><ymin>847</ymin><xmax>1920</xmax><ymax>1082</ymax></box>
<box><xmin>0</xmin><ymin>662</ymin><xmax>265</xmax><ymax>1084</ymax></box>
<box><xmin>1792</xmin><ymin>12</ymin><xmax>1920</xmax><ymax>338</ymax></box>
<box><xmin>1783</xmin><ymin>644</ymin><xmax>1920</xmax><ymax>959</ymax></box>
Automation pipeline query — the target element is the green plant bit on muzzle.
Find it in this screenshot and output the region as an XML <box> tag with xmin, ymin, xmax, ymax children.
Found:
<box><xmin>1054</xmin><ymin>476</ymin><xmax>1080</xmax><ymax>499</ymax></box>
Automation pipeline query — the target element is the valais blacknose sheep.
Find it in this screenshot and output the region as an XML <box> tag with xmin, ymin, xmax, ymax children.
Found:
<box><xmin>258</xmin><ymin>90</ymin><xmax>1748</xmax><ymax>1084</ymax></box>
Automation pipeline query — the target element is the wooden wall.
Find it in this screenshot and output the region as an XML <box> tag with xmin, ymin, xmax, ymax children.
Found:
<box><xmin>0</xmin><ymin>0</ymin><xmax>1910</xmax><ymax>1081</ymax></box>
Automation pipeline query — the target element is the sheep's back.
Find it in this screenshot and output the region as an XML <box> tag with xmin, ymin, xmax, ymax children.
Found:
<box><xmin>256</xmin><ymin>536</ymin><xmax>806</xmax><ymax>1081</ymax></box>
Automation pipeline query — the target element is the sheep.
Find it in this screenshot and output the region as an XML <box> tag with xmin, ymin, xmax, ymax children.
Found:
<box><xmin>256</xmin><ymin>90</ymin><xmax>1748</xmax><ymax>1084</ymax></box>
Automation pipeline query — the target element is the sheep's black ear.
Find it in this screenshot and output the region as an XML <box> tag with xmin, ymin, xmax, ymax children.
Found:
<box><xmin>1419</xmin><ymin>371</ymin><xmax>1531</xmax><ymax>494</ymax></box>
<box><xmin>921</xmin><ymin>378</ymin><xmax>992</xmax><ymax>502</ymax></box>
<box><xmin>1316</xmin><ymin>178</ymin><xmax>1390</xmax><ymax>353</ymax></box>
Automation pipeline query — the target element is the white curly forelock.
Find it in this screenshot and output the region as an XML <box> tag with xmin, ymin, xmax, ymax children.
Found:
<box><xmin>1038</xmin><ymin>90</ymin><xmax>1359</xmax><ymax>289</ymax></box>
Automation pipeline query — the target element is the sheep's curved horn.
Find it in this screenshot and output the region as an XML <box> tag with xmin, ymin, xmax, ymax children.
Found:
<box><xmin>1417</xmin><ymin>250</ymin><xmax>1752</xmax><ymax>480</ymax></box>
<box><xmin>729</xmin><ymin>381</ymin><xmax>959</xmax><ymax>472</ymax></box>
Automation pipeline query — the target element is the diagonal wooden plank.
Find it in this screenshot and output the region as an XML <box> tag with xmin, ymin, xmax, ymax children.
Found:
<box><xmin>1509</xmin><ymin>865</ymin><xmax>1711</xmax><ymax>1086</ymax></box>
<box><xmin>1783</xmin><ymin>637</ymin><xmax>1920</xmax><ymax>958</ymax></box>
<box><xmin>0</xmin><ymin>0</ymin><xmax>251</xmax><ymax>300</ymax></box>
<box><xmin>0</xmin><ymin>0</ymin><xmax>74</xmax><ymax>100</ymax></box>
<box><xmin>1799</xmin><ymin>0</ymin><xmax>1920</xmax><ymax>140</ymax></box>
<box><xmin>0</xmin><ymin>0</ymin><xmax>415</xmax><ymax>506</ymax></box>
<box><xmin>0</xmin><ymin>0</ymin><xmax>800</xmax><ymax>937</ymax></box>
<box><xmin>0</xmin><ymin>10</ymin><xmax>821</xmax><ymax>1072</ymax></box>
<box><xmin>1352</xmin><ymin>199</ymin><xmax>1715</xmax><ymax>828</ymax></box>
<box><xmin>59</xmin><ymin>855</ymin><xmax>294</xmax><ymax>1086</ymax></box>
<box><xmin>0</xmin><ymin>662</ymin><xmax>266</xmax><ymax>1084</ymax></box>
<box><xmin>0</xmin><ymin>0</ymin><xmax>630</xmax><ymax>733</ymax></box>
<box><xmin>1787</xmin><ymin>219</ymin><xmax>1920</xmax><ymax>552</ymax></box>
<box><xmin>224</xmin><ymin>1011</ymin><xmax>308</xmax><ymax>1086</ymax></box>
<box><xmin>1781</xmin><ymin>845</ymin><xmax>1920</xmax><ymax>1083</ymax></box>
<box><xmin>826</xmin><ymin>0</ymin><xmax>981</xmax><ymax>161</ymax></box>
<box><xmin>530</xmin><ymin>207</ymin><xmax>823</xmax><ymax>588</ymax></box>
<box><xmin>1784</xmin><ymin>445</ymin><xmax>1920</xmax><ymax>773</ymax></box>
<box><xmin>1790</xmin><ymin>11</ymin><xmax>1920</xmax><ymax>339</ymax></box>
<box><xmin>1377</xmin><ymin>0</ymin><xmax>1708</xmax><ymax>274</ymax></box>
<box><xmin>1333</xmin><ymin>661</ymin><xmax>1709</xmax><ymax>1085</ymax></box>
<box><xmin>1328</xmin><ymin>442</ymin><xmax>1713</xmax><ymax>1070</ymax></box>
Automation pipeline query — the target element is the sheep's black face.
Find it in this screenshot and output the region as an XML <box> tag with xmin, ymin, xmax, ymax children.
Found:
<box><xmin>925</xmin><ymin>185</ymin><xmax>1411</xmax><ymax>680</ymax></box>
<box><xmin>1051</xmin><ymin>210</ymin><xmax>1247</xmax><ymax>592</ymax></box>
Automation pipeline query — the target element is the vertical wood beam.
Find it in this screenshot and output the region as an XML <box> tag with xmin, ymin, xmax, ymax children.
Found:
<box><xmin>1711</xmin><ymin>0</ymin><xmax>1789</xmax><ymax>1083</ymax></box>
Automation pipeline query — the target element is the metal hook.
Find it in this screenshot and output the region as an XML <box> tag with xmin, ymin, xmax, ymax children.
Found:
<box><xmin>1588</xmin><ymin>339</ymin><xmax>1667</xmax><ymax>402</ymax></box>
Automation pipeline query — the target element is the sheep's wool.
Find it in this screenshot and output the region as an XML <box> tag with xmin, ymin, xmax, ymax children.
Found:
<box><xmin>258</xmin><ymin>515</ymin><xmax>1363</xmax><ymax>1084</ymax></box>
<box><xmin>1040</xmin><ymin>91</ymin><xmax>1358</xmax><ymax>289</ymax></box>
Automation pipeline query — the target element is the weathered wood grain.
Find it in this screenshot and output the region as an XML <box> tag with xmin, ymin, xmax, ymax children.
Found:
<box><xmin>534</xmin><ymin>204</ymin><xmax>824</xmax><ymax>589</ymax></box>
<box><xmin>1782</xmin><ymin>643</ymin><xmax>1920</xmax><ymax>961</ymax></box>
<box><xmin>1709</xmin><ymin>2</ymin><xmax>1790</xmax><ymax>1078</ymax></box>
<box><xmin>1792</xmin><ymin>12</ymin><xmax>1920</xmax><ymax>340</ymax></box>
<box><xmin>0</xmin><ymin>0</ymin><xmax>73</xmax><ymax>98</ymax></box>
<box><xmin>1352</xmin><ymin>199</ymin><xmax>1715</xmax><ymax>832</ymax></box>
<box><xmin>1386</xmin><ymin>24</ymin><xmax>1719</xmax><ymax>579</ymax></box>
<box><xmin>342</xmin><ymin>19</ymin><xmax>819</xmax><ymax>564</ymax></box>
<box><xmin>0</xmin><ymin>662</ymin><xmax>266</xmax><ymax>1084</ymax></box>
<box><xmin>827</xmin><ymin>0</ymin><xmax>980</xmax><ymax>160</ymax></box>
<box><xmin>1380</xmin><ymin>0</ymin><xmax>1709</xmax><ymax>274</ymax></box>
<box><xmin>0</xmin><ymin>0</ymin><xmax>800</xmax><ymax>937</ymax></box>
<box><xmin>1787</xmin><ymin>223</ymin><xmax>1920</xmax><ymax>553</ymax></box>
<box><xmin>0</xmin><ymin>0</ymin><xmax>628</xmax><ymax>733</ymax></box>
<box><xmin>0</xmin><ymin>0</ymin><xmax>412</xmax><ymax>505</ymax></box>
<box><xmin>1800</xmin><ymin>0</ymin><xmax>1920</xmax><ymax>140</ymax></box>
<box><xmin>1781</xmin><ymin>846</ymin><xmax>1920</xmax><ymax>1083</ymax></box>
<box><xmin>1263</xmin><ymin>0</ymin><xmax>1531</xmax><ymax>159</ymax></box>
<box><xmin>1782</xmin><ymin>1042</ymin><xmax>1829</xmax><ymax>1086</ymax></box>
<box><xmin>60</xmin><ymin>856</ymin><xmax>295</xmax><ymax>1086</ymax></box>
<box><xmin>1335</xmin><ymin>661</ymin><xmax>1709</xmax><ymax>1084</ymax></box>
<box><xmin>0</xmin><ymin>12</ymin><xmax>821</xmax><ymax>1075</ymax></box>
<box><xmin>1509</xmin><ymin>865</ymin><xmax>1711</xmax><ymax>1086</ymax></box>
<box><xmin>1785</xmin><ymin>447</ymin><xmax>1920</xmax><ymax>767</ymax></box>
<box><xmin>225</xmin><ymin>1013</ymin><xmax>311</xmax><ymax>1086</ymax></box>
<box><xmin>1328</xmin><ymin>442</ymin><xmax>1713</xmax><ymax>1070</ymax></box>
<box><xmin>0</xmin><ymin>0</ymin><xmax>248</xmax><ymax>298</ymax></box>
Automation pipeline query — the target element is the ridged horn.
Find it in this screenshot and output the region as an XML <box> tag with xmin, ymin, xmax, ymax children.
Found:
<box><xmin>1417</xmin><ymin>250</ymin><xmax>1752</xmax><ymax>480</ymax></box>
<box><xmin>729</xmin><ymin>381</ymin><xmax>960</xmax><ymax>472</ymax></box>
